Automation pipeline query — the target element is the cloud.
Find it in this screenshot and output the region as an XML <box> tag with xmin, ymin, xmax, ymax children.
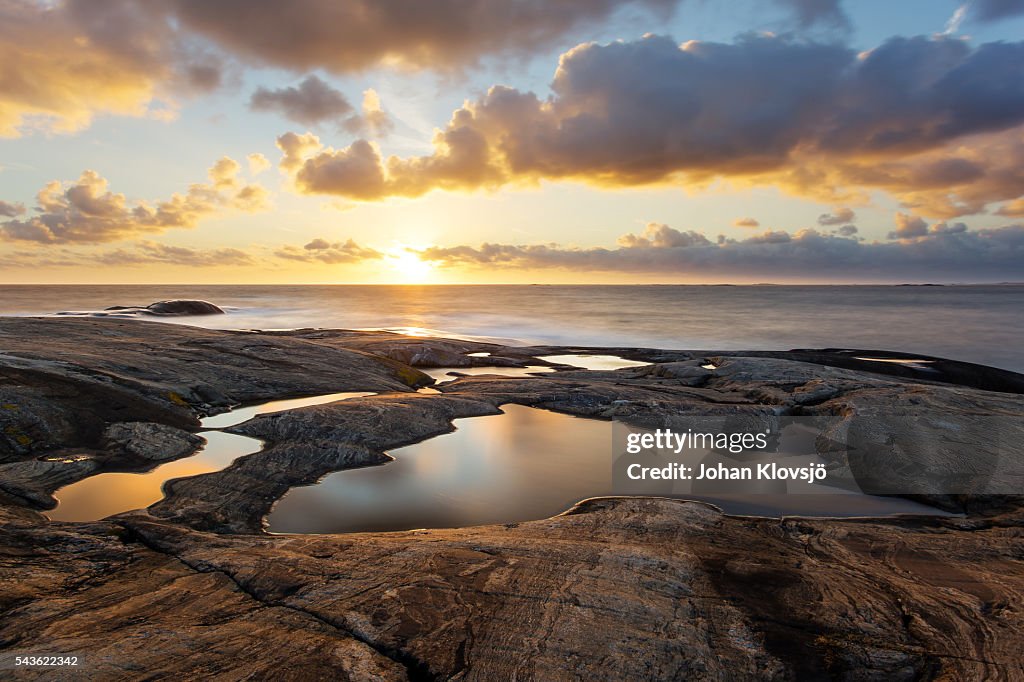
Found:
<box><xmin>414</xmin><ymin>223</ymin><xmax>1024</xmax><ymax>282</ymax></box>
<box><xmin>342</xmin><ymin>89</ymin><xmax>394</xmax><ymax>138</ymax></box>
<box><xmin>889</xmin><ymin>212</ymin><xmax>930</xmax><ymax>239</ymax></box>
<box><xmin>996</xmin><ymin>198</ymin><xmax>1024</xmax><ymax>217</ymax></box>
<box><xmin>733</xmin><ymin>217</ymin><xmax>760</xmax><ymax>228</ymax></box>
<box><xmin>775</xmin><ymin>0</ymin><xmax>850</xmax><ymax>31</ymax></box>
<box><xmin>817</xmin><ymin>207</ymin><xmax>855</xmax><ymax>225</ymax></box>
<box><xmin>0</xmin><ymin>157</ymin><xmax>269</xmax><ymax>244</ymax></box>
<box><xmin>247</xmin><ymin>153</ymin><xmax>271</xmax><ymax>175</ymax></box>
<box><xmin>275</xmin><ymin>34</ymin><xmax>1024</xmax><ymax>217</ymax></box>
<box><xmin>942</xmin><ymin>4</ymin><xmax>970</xmax><ymax>35</ymax></box>
<box><xmin>0</xmin><ymin>240</ymin><xmax>256</xmax><ymax>269</ymax></box>
<box><xmin>0</xmin><ymin>0</ymin><xmax>224</xmax><ymax>137</ymax></box>
<box><xmin>0</xmin><ymin>201</ymin><xmax>26</xmax><ymax>217</ymax></box>
<box><xmin>972</xmin><ymin>0</ymin><xmax>1024</xmax><ymax>22</ymax></box>
<box><xmin>1</xmin><ymin>0</ymin><xmax>676</xmax><ymax>137</ymax></box>
<box><xmin>888</xmin><ymin>212</ymin><xmax>969</xmax><ymax>240</ymax></box>
<box><xmin>274</xmin><ymin>238</ymin><xmax>383</xmax><ymax>264</ymax></box>
<box><xmin>617</xmin><ymin>222</ymin><xmax>712</xmax><ymax>248</ymax></box>
<box><xmin>250</xmin><ymin>75</ymin><xmax>354</xmax><ymax>126</ymax></box>
<box><xmin>836</xmin><ymin>224</ymin><xmax>858</xmax><ymax>236</ymax></box>
<box><xmin>93</xmin><ymin>241</ymin><xmax>255</xmax><ymax>266</ymax></box>
<box><xmin>154</xmin><ymin>0</ymin><xmax>676</xmax><ymax>73</ymax></box>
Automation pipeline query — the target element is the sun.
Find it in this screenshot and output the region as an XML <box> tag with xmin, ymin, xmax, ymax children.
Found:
<box><xmin>387</xmin><ymin>246</ymin><xmax>435</xmax><ymax>283</ymax></box>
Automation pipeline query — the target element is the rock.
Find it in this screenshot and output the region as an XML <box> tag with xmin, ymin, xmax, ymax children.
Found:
<box><xmin>0</xmin><ymin>317</ymin><xmax>431</xmax><ymax>463</ymax></box>
<box><xmin>142</xmin><ymin>300</ymin><xmax>225</xmax><ymax>316</ymax></box>
<box><xmin>1</xmin><ymin>318</ymin><xmax>1023</xmax><ymax>678</ymax></box>
<box><xmin>2</xmin><ymin>496</ymin><xmax>1022</xmax><ymax>679</ymax></box>
<box><xmin>0</xmin><ymin>457</ymin><xmax>98</xmax><ymax>508</ymax></box>
<box><xmin>101</xmin><ymin>300</ymin><xmax>226</xmax><ymax>316</ymax></box>
<box><xmin>103</xmin><ymin>422</ymin><xmax>205</xmax><ymax>461</ymax></box>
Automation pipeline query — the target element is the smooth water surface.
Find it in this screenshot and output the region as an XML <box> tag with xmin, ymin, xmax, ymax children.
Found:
<box><xmin>2</xmin><ymin>284</ymin><xmax>1022</xmax><ymax>371</ymax></box>
<box><xmin>47</xmin><ymin>391</ymin><xmax>373</xmax><ymax>521</ymax></box>
<box><xmin>46</xmin><ymin>431</ymin><xmax>256</xmax><ymax>522</ymax></box>
<box><xmin>267</xmin><ymin>405</ymin><xmax>949</xmax><ymax>535</ymax></box>
<box><xmin>422</xmin><ymin>366</ymin><xmax>555</xmax><ymax>382</ymax></box>
<box><xmin>199</xmin><ymin>392</ymin><xmax>375</xmax><ymax>428</ymax></box>
<box><xmin>267</xmin><ymin>405</ymin><xmax>611</xmax><ymax>534</ymax></box>
<box><xmin>538</xmin><ymin>354</ymin><xmax>650</xmax><ymax>370</ymax></box>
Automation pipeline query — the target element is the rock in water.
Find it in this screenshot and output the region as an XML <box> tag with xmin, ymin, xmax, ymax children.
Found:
<box><xmin>143</xmin><ymin>300</ymin><xmax>225</xmax><ymax>316</ymax></box>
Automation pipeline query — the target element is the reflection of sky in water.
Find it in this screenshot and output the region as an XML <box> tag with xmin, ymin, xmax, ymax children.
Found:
<box><xmin>538</xmin><ymin>354</ymin><xmax>649</xmax><ymax>371</ymax></box>
<box><xmin>47</xmin><ymin>431</ymin><xmax>256</xmax><ymax>522</ymax></box>
<box><xmin>48</xmin><ymin>391</ymin><xmax>374</xmax><ymax>522</ymax></box>
<box><xmin>270</xmin><ymin>411</ymin><xmax>952</xmax><ymax>534</ymax></box>
<box><xmin>422</xmin><ymin>366</ymin><xmax>554</xmax><ymax>382</ymax></box>
<box><xmin>199</xmin><ymin>392</ymin><xmax>374</xmax><ymax>428</ymax></box>
<box><xmin>268</xmin><ymin>405</ymin><xmax>613</xmax><ymax>534</ymax></box>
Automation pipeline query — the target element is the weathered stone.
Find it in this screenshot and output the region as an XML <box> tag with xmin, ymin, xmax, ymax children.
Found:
<box><xmin>143</xmin><ymin>300</ymin><xmax>225</xmax><ymax>316</ymax></box>
<box><xmin>103</xmin><ymin>422</ymin><xmax>205</xmax><ymax>461</ymax></box>
<box><xmin>1</xmin><ymin>318</ymin><xmax>1023</xmax><ymax>679</ymax></box>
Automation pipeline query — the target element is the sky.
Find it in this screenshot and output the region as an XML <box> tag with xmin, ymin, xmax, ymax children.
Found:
<box><xmin>1</xmin><ymin>0</ymin><xmax>1024</xmax><ymax>284</ymax></box>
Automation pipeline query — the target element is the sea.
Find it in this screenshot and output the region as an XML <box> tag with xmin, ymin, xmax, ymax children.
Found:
<box><xmin>1</xmin><ymin>284</ymin><xmax>1022</xmax><ymax>372</ymax></box>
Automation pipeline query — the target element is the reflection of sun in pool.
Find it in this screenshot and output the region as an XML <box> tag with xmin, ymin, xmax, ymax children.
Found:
<box><xmin>388</xmin><ymin>246</ymin><xmax>434</xmax><ymax>283</ymax></box>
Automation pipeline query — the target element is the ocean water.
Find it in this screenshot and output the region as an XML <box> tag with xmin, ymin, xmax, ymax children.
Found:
<box><xmin>1</xmin><ymin>284</ymin><xmax>1022</xmax><ymax>372</ymax></box>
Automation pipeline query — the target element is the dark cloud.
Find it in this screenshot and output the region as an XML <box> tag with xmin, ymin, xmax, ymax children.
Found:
<box><xmin>250</xmin><ymin>76</ymin><xmax>353</xmax><ymax>126</ymax></box>
<box><xmin>250</xmin><ymin>79</ymin><xmax>393</xmax><ymax>136</ymax></box>
<box><xmin>278</xmin><ymin>34</ymin><xmax>1024</xmax><ymax>218</ymax></box>
<box><xmin>415</xmin><ymin>223</ymin><xmax>1024</xmax><ymax>282</ymax></box>
<box><xmin>972</xmin><ymin>0</ymin><xmax>1024</xmax><ymax>22</ymax></box>
<box><xmin>155</xmin><ymin>0</ymin><xmax>676</xmax><ymax>73</ymax></box>
<box><xmin>0</xmin><ymin>158</ymin><xmax>268</xmax><ymax>244</ymax></box>
<box><xmin>733</xmin><ymin>217</ymin><xmax>760</xmax><ymax>228</ymax></box>
<box><xmin>817</xmin><ymin>207</ymin><xmax>855</xmax><ymax>225</ymax></box>
<box><xmin>275</xmin><ymin>238</ymin><xmax>383</xmax><ymax>264</ymax></box>
<box><xmin>743</xmin><ymin>230</ymin><xmax>793</xmax><ymax>244</ymax></box>
<box><xmin>836</xmin><ymin>224</ymin><xmax>858</xmax><ymax>236</ymax></box>
<box><xmin>2</xmin><ymin>0</ymin><xmax>673</xmax><ymax>137</ymax></box>
<box><xmin>774</xmin><ymin>0</ymin><xmax>850</xmax><ymax>31</ymax></box>
<box><xmin>0</xmin><ymin>201</ymin><xmax>26</xmax><ymax>217</ymax></box>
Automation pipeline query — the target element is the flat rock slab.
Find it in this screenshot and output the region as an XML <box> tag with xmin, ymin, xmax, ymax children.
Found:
<box><xmin>1</xmin><ymin>318</ymin><xmax>1023</xmax><ymax>679</ymax></box>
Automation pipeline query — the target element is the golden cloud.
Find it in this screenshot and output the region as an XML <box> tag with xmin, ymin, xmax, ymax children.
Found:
<box><xmin>276</xmin><ymin>34</ymin><xmax>1024</xmax><ymax>219</ymax></box>
<box><xmin>0</xmin><ymin>157</ymin><xmax>269</xmax><ymax>243</ymax></box>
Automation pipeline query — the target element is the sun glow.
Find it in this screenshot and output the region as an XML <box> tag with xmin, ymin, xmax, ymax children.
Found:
<box><xmin>387</xmin><ymin>246</ymin><xmax>435</xmax><ymax>283</ymax></box>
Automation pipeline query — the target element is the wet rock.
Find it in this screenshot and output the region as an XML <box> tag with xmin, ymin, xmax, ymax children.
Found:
<box><xmin>141</xmin><ymin>299</ymin><xmax>225</xmax><ymax>316</ymax></box>
<box><xmin>102</xmin><ymin>300</ymin><xmax>227</xmax><ymax>316</ymax></box>
<box><xmin>103</xmin><ymin>422</ymin><xmax>205</xmax><ymax>461</ymax></box>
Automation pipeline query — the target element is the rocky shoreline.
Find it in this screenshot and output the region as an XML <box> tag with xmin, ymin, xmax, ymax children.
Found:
<box><xmin>2</xmin><ymin>316</ymin><xmax>1023</xmax><ymax>679</ymax></box>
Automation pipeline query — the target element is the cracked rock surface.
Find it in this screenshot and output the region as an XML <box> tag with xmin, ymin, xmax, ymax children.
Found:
<box><xmin>1</xmin><ymin>317</ymin><xmax>1023</xmax><ymax>680</ymax></box>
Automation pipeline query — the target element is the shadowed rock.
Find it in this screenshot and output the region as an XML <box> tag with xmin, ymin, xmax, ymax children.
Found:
<box><xmin>62</xmin><ymin>300</ymin><xmax>228</xmax><ymax>318</ymax></box>
<box><xmin>141</xmin><ymin>300</ymin><xmax>225</xmax><ymax>316</ymax></box>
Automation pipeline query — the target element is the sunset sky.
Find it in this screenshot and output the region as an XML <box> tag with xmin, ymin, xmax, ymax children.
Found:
<box><xmin>2</xmin><ymin>0</ymin><xmax>1024</xmax><ymax>284</ymax></box>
